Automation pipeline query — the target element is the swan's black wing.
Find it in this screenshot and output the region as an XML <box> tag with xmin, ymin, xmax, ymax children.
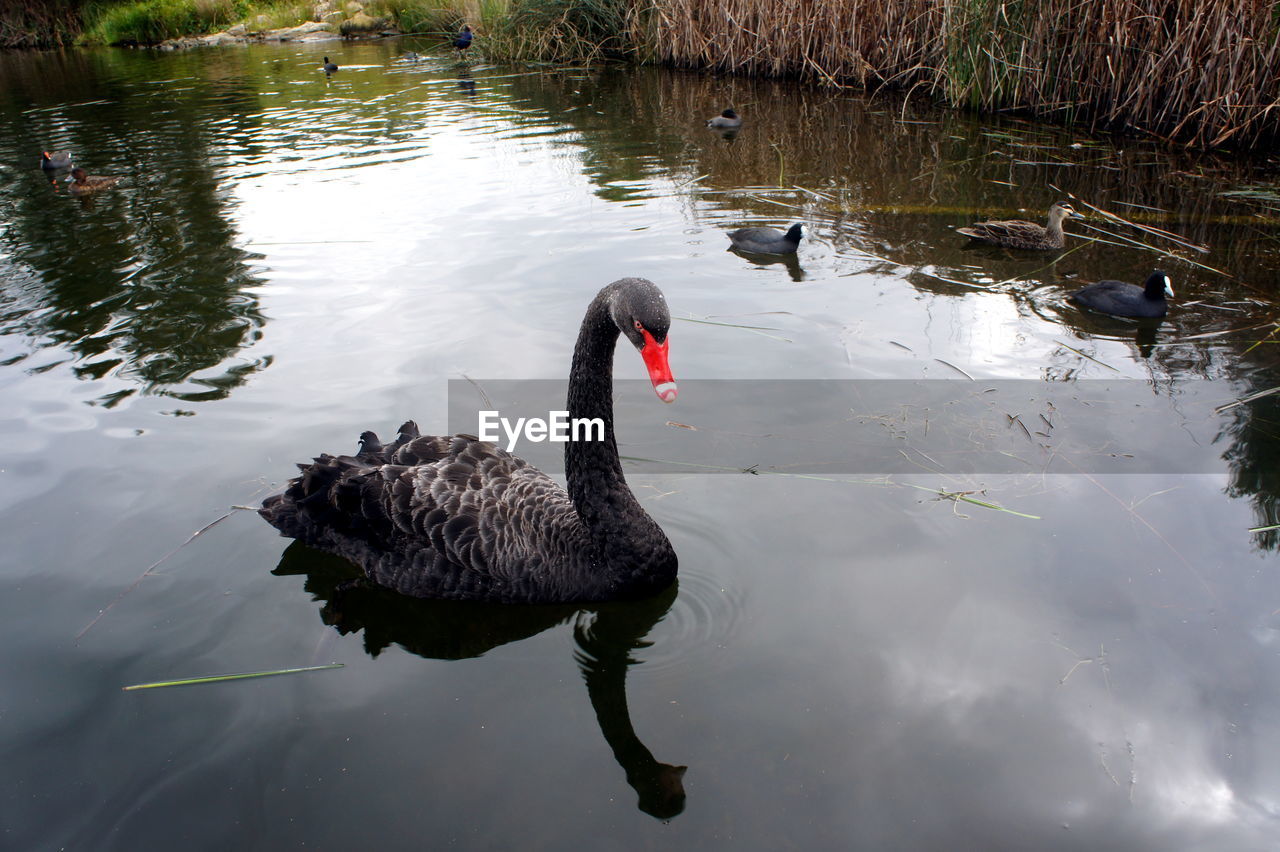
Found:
<box><xmin>261</xmin><ymin>421</ymin><xmax>600</xmax><ymax>603</ymax></box>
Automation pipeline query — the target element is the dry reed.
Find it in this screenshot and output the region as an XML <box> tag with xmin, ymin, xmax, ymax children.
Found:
<box><xmin>627</xmin><ymin>0</ymin><xmax>1280</xmax><ymax>150</ymax></box>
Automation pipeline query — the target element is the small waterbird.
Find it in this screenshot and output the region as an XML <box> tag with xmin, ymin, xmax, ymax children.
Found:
<box><xmin>67</xmin><ymin>167</ymin><xmax>119</xmax><ymax>195</ymax></box>
<box><xmin>727</xmin><ymin>223</ymin><xmax>803</xmax><ymax>255</ymax></box>
<box><xmin>322</xmin><ymin>56</ymin><xmax>338</xmax><ymax>75</ymax></box>
<box><xmin>1070</xmin><ymin>270</ymin><xmax>1174</xmax><ymax>318</ymax></box>
<box><xmin>957</xmin><ymin>201</ymin><xmax>1078</xmax><ymax>250</ymax></box>
<box><xmin>454</xmin><ymin>25</ymin><xmax>473</xmax><ymax>56</ymax></box>
<box><xmin>41</xmin><ymin>151</ymin><xmax>72</xmax><ymax>171</ymax></box>
<box><xmin>706</xmin><ymin>109</ymin><xmax>742</xmax><ymax>129</ymax></box>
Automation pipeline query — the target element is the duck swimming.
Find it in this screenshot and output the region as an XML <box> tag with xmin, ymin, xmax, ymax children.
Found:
<box><xmin>706</xmin><ymin>109</ymin><xmax>742</xmax><ymax>129</ymax></box>
<box><xmin>958</xmin><ymin>202</ymin><xmax>1078</xmax><ymax>250</ymax></box>
<box><xmin>1069</xmin><ymin>270</ymin><xmax>1174</xmax><ymax>318</ymax></box>
<box><xmin>41</xmin><ymin>151</ymin><xmax>72</xmax><ymax>171</ymax></box>
<box><xmin>67</xmin><ymin>167</ymin><xmax>119</xmax><ymax>195</ymax></box>
<box><xmin>727</xmin><ymin>223</ymin><xmax>803</xmax><ymax>255</ymax></box>
<box><xmin>261</xmin><ymin>277</ymin><xmax>679</xmax><ymax>604</ymax></box>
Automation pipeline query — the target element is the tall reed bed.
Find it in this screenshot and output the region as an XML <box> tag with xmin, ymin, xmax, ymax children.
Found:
<box><xmin>486</xmin><ymin>0</ymin><xmax>629</xmax><ymax>62</ymax></box>
<box><xmin>373</xmin><ymin>0</ymin><xmax>478</xmax><ymax>36</ymax></box>
<box><xmin>630</xmin><ymin>0</ymin><xmax>940</xmax><ymax>87</ymax></box>
<box><xmin>1</xmin><ymin>0</ymin><xmax>86</xmax><ymax>47</ymax></box>
<box><xmin>631</xmin><ymin>0</ymin><xmax>1280</xmax><ymax>149</ymax></box>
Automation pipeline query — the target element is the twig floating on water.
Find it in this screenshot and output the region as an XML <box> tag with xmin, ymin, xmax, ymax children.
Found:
<box><xmin>123</xmin><ymin>663</ymin><xmax>344</xmax><ymax>691</ymax></box>
<box><xmin>934</xmin><ymin>359</ymin><xmax>974</xmax><ymax>380</ymax></box>
<box><xmin>1053</xmin><ymin>340</ymin><xmax>1120</xmax><ymax>372</ymax></box>
<box><xmin>77</xmin><ymin>507</ymin><xmax>246</xmax><ymax>642</ymax></box>
<box><xmin>1213</xmin><ymin>385</ymin><xmax>1280</xmax><ymax>414</ymax></box>
<box><xmin>674</xmin><ymin>315</ymin><xmax>792</xmax><ymax>343</ymax></box>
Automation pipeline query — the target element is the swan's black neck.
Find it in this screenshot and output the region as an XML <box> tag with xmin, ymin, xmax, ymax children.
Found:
<box><xmin>567</xmin><ymin>289</ymin><xmax>623</xmax><ymax>475</ymax></box>
<box><xmin>566</xmin><ymin>287</ymin><xmax>631</xmax><ymax>531</ymax></box>
<box><xmin>564</xmin><ymin>284</ymin><xmax>674</xmax><ymax>583</ymax></box>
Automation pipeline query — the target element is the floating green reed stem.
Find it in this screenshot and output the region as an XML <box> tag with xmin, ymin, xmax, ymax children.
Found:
<box><xmin>1214</xmin><ymin>386</ymin><xmax>1280</xmax><ymax>415</ymax></box>
<box><xmin>123</xmin><ymin>663</ymin><xmax>344</xmax><ymax>691</ymax></box>
<box><xmin>1242</xmin><ymin>326</ymin><xmax>1280</xmax><ymax>357</ymax></box>
<box><xmin>1250</xmin><ymin>524</ymin><xmax>1280</xmax><ymax>533</ymax></box>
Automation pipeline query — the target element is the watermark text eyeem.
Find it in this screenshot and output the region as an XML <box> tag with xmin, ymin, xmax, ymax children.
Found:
<box><xmin>478</xmin><ymin>410</ymin><xmax>605</xmax><ymax>452</ymax></box>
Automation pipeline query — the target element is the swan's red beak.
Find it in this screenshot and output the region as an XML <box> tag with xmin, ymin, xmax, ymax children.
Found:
<box><xmin>640</xmin><ymin>328</ymin><xmax>677</xmax><ymax>403</ymax></box>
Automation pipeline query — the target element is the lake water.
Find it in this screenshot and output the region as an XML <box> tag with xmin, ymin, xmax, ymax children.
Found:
<box><xmin>3</xmin><ymin>38</ymin><xmax>1280</xmax><ymax>850</ymax></box>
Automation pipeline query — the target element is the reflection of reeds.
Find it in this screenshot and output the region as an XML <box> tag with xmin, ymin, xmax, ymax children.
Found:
<box><xmin>630</xmin><ymin>0</ymin><xmax>1280</xmax><ymax>151</ymax></box>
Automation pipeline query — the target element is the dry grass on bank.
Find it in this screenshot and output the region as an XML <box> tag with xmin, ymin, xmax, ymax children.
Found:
<box><xmin>630</xmin><ymin>0</ymin><xmax>1280</xmax><ymax>149</ymax></box>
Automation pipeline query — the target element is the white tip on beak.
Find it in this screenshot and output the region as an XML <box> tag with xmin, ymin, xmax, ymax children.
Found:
<box><xmin>654</xmin><ymin>382</ymin><xmax>677</xmax><ymax>404</ymax></box>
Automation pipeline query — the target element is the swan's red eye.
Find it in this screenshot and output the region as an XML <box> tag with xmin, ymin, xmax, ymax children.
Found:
<box><xmin>633</xmin><ymin>320</ymin><xmax>644</xmax><ymax>332</ymax></box>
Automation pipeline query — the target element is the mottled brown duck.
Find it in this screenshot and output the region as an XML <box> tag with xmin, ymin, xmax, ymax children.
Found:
<box><xmin>67</xmin><ymin>167</ymin><xmax>119</xmax><ymax>195</ymax></box>
<box><xmin>958</xmin><ymin>202</ymin><xmax>1078</xmax><ymax>250</ymax></box>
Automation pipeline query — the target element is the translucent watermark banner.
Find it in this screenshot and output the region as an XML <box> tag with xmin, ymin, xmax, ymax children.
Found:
<box><xmin>446</xmin><ymin>379</ymin><xmax>1258</xmax><ymax>475</ymax></box>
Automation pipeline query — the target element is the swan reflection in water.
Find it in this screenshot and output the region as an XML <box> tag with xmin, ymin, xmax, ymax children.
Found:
<box><xmin>273</xmin><ymin>542</ymin><xmax>688</xmax><ymax>819</ymax></box>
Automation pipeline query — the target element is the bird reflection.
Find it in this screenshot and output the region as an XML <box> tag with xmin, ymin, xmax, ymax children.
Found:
<box><xmin>1134</xmin><ymin>320</ymin><xmax>1160</xmax><ymax>359</ymax></box>
<box><xmin>457</xmin><ymin>71</ymin><xmax>477</xmax><ymax>97</ymax></box>
<box><xmin>272</xmin><ymin>541</ymin><xmax>688</xmax><ymax>819</ymax></box>
<box><xmin>729</xmin><ymin>247</ymin><xmax>806</xmax><ymax>282</ymax></box>
<box><xmin>1057</xmin><ymin>304</ymin><xmax>1164</xmax><ymax>360</ymax></box>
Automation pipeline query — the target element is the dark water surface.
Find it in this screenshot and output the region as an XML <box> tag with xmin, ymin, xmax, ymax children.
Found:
<box><xmin>3</xmin><ymin>39</ymin><xmax>1280</xmax><ymax>850</ymax></box>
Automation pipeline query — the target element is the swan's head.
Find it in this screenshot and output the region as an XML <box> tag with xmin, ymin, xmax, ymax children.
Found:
<box><xmin>612</xmin><ymin>278</ymin><xmax>676</xmax><ymax>404</ymax></box>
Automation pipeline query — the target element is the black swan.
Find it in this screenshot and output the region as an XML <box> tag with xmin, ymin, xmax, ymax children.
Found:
<box><xmin>727</xmin><ymin>223</ymin><xmax>803</xmax><ymax>255</ymax></box>
<box><xmin>1069</xmin><ymin>270</ymin><xmax>1174</xmax><ymax>318</ymax></box>
<box><xmin>260</xmin><ymin>277</ymin><xmax>679</xmax><ymax>604</ymax></box>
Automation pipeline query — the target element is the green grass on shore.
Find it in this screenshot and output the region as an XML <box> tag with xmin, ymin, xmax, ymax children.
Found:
<box><xmin>80</xmin><ymin>0</ymin><xmax>251</xmax><ymax>44</ymax></box>
<box><xmin>75</xmin><ymin>0</ymin><xmax>621</xmax><ymax>63</ymax></box>
<box><xmin>77</xmin><ymin>0</ymin><xmax>487</xmax><ymax>45</ymax></box>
